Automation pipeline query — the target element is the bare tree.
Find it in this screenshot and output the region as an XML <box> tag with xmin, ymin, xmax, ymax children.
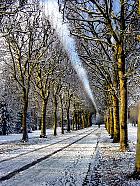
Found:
<box><xmin>2</xmin><ymin>4</ymin><xmax>51</xmax><ymax>141</ymax></box>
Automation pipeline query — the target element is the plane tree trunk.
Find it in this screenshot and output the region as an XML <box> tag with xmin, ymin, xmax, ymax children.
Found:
<box><xmin>60</xmin><ymin>95</ymin><xmax>64</xmax><ymax>134</ymax></box>
<box><xmin>67</xmin><ymin>106</ymin><xmax>70</xmax><ymax>132</ymax></box>
<box><xmin>22</xmin><ymin>89</ymin><xmax>28</xmax><ymax>142</ymax></box>
<box><xmin>112</xmin><ymin>60</ymin><xmax>120</xmax><ymax>143</ymax></box>
<box><xmin>113</xmin><ymin>93</ymin><xmax>120</xmax><ymax>142</ymax></box>
<box><xmin>117</xmin><ymin>0</ymin><xmax>128</xmax><ymax>151</ymax></box>
<box><xmin>53</xmin><ymin>95</ymin><xmax>57</xmax><ymax>136</ymax></box>
<box><xmin>40</xmin><ymin>99</ymin><xmax>47</xmax><ymax>138</ymax></box>
<box><xmin>109</xmin><ymin>107</ymin><xmax>114</xmax><ymax>139</ymax></box>
<box><xmin>117</xmin><ymin>44</ymin><xmax>128</xmax><ymax>151</ymax></box>
<box><xmin>82</xmin><ymin>111</ymin><xmax>85</xmax><ymax>129</ymax></box>
<box><xmin>135</xmin><ymin>103</ymin><xmax>140</xmax><ymax>173</ymax></box>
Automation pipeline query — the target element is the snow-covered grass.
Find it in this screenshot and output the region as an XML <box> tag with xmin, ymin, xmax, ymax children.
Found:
<box><xmin>0</xmin><ymin>124</ymin><xmax>136</xmax><ymax>144</ymax></box>
<box><xmin>0</xmin><ymin>127</ymin><xmax>63</xmax><ymax>144</ymax></box>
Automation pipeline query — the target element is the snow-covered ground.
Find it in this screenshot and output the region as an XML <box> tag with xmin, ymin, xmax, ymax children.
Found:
<box><xmin>0</xmin><ymin>124</ymin><xmax>139</xmax><ymax>186</ymax></box>
<box><xmin>128</xmin><ymin>124</ymin><xmax>137</xmax><ymax>143</ymax></box>
<box><xmin>83</xmin><ymin>124</ymin><xmax>140</xmax><ymax>186</ymax></box>
<box><xmin>0</xmin><ymin>126</ymin><xmax>99</xmax><ymax>186</ymax></box>
<box><xmin>0</xmin><ymin>128</ymin><xmax>63</xmax><ymax>144</ymax></box>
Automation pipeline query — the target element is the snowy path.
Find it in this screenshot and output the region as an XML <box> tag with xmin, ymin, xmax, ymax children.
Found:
<box><xmin>0</xmin><ymin>126</ymin><xmax>100</xmax><ymax>185</ymax></box>
<box><xmin>0</xmin><ymin>128</ymin><xmax>93</xmax><ymax>163</ymax></box>
<box><xmin>0</xmin><ymin>127</ymin><xmax>96</xmax><ymax>162</ymax></box>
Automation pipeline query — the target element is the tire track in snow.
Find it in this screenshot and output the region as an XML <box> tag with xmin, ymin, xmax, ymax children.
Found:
<box><xmin>0</xmin><ymin>128</ymin><xmax>98</xmax><ymax>182</ymax></box>
<box><xmin>0</xmin><ymin>128</ymin><xmax>92</xmax><ymax>163</ymax></box>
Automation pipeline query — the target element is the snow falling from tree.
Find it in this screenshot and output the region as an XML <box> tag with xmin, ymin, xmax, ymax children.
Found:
<box><xmin>42</xmin><ymin>0</ymin><xmax>98</xmax><ymax>113</ymax></box>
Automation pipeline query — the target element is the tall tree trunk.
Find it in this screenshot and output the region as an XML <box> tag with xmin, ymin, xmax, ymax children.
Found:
<box><xmin>118</xmin><ymin>0</ymin><xmax>128</xmax><ymax>151</ymax></box>
<box><xmin>113</xmin><ymin>59</ymin><xmax>120</xmax><ymax>143</ymax></box>
<box><xmin>89</xmin><ymin>113</ymin><xmax>92</xmax><ymax>127</ymax></box>
<box><xmin>75</xmin><ymin>112</ymin><xmax>78</xmax><ymax>130</ymax></box>
<box><xmin>84</xmin><ymin>112</ymin><xmax>88</xmax><ymax>128</ymax></box>
<box><xmin>87</xmin><ymin>112</ymin><xmax>91</xmax><ymax>127</ymax></box>
<box><xmin>109</xmin><ymin>107</ymin><xmax>114</xmax><ymax>139</ymax></box>
<box><xmin>138</xmin><ymin>0</ymin><xmax>140</xmax><ymax>15</ymax></box>
<box><xmin>53</xmin><ymin>95</ymin><xmax>57</xmax><ymax>136</ymax></box>
<box><xmin>107</xmin><ymin>110</ymin><xmax>110</xmax><ymax>134</ymax></box>
<box><xmin>104</xmin><ymin>115</ymin><xmax>107</xmax><ymax>129</ymax></box>
<box><xmin>106</xmin><ymin>115</ymin><xmax>109</xmax><ymax>133</ymax></box>
<box><xmin>135</xmin><ymin>103</ymin><xmax>140</xmax><ymax>173</ymax></box>
<box><xmin>87</xmin><ymin>112</ymin><xmax>90</xmax><ymax>127</ymax></box>
<box><xmin>118</xmin><ymin>45</ymin><xmax>128</xmax><ymax>151</ymax></box>
<box><xmin>40</xmin><ymin>99</ymin><xmax>47</xmax><ymax>138</ymax></box>
<box><xmin>78</xmin><ymin>111</ymin><xmax>81</xmax><ymax>130</ymax></box>
<box><xmin>22</xmin><ymin>92</ymin><xmax>28</xmax><ymax>142</ymax></box>
<box><xmin>82</xmin><ymin>111</ymin><xmax>85</xmax><ymax>129</ymax></box>
<box><xmin>2</xmin><ymin>119</ymin><xmax>7</xmax><ymax>135</ymax></box>
<box><xmin>60</xmin><ymin>96</ymin><xmax>64</xmax><ymax>134</ymax></box>
<box><xmin>67</xmin><ymin>107</ymin><xmax>70</xmax><ymax>132</ymax></box>
<box><xmin>72</xmin><ymin>111</ymin><xmax>76</xmax><ymax>130</ymax></box>
<box><xmin>113</xmin><ymin>94</ymin><xmax>120</xmax><ymax>142</ymax></box>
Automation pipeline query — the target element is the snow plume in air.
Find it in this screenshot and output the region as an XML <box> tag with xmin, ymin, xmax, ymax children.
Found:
<box><xmin>42</xmin><ymin>0</ymin><xmax>98</xmax><ymax>113</ymax></box>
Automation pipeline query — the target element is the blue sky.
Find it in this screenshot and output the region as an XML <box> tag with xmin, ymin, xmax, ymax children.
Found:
<box><xmin>113</xmin><ymin>0</ymin><xmax>120</xmax><ymax>15</ymax></box>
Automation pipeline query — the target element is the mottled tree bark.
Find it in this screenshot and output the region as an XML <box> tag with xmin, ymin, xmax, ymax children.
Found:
<box><xmin>107</xmin><ymin>114</ymin><xmax>110</xmax><ymax>135</ymax></box>
<box><xmin>53</xmin><ymin>96</ymin><xmax>57</xmax><ymax>136</ymax></box>
<box><xmin>60</xmin><ymin>96</ymin><xmax>64</xmax><ymax>134</ymax></box>
<box><xmin>135</xmin><ymin>103</ymin><xmax>140</xmax><ymax>173</ymax></box>
<box><xmin>112</xmin><ymin>59</ymin><xmax>120</xmax><ymax>143</ymax></box>
<box><xmin>40</xmin><ymin>99</ymin><xmax>47</xmax><ymax>138</ymax></box>
<box><xmin>89</xmin><ymin>113</ymin><xmax>92</xmax><ymax>127</ymax></box>
<box><xmin>85</xmin><ymin>112</ymin><xmax>88</xmax><ymax>128</ymax></box>
<box><xmin>67</xmin><ymin>108</ymin><xmax>70</xmax><ymax>132</ymax></box>
<box><xmin>72</xmin><ymin>111</ymin><xmax>76</xmax><ymax>130</ymax></box>
<box><xmin>113</xmin><ymin>94</ymin><xmax>120</xmax><ymax>142</ymax></box>
<box><xmin>138</xmin><ymin>0</ymin><xmax>140</xmax><ymax>15</ymax></box>
<box><xmin>77</xmin><ymin>111</ymin><xmax>80</xmax><ymax>130</ymax></box>
<box><xmin>78</xmin><ymin>111</ymin><xmax>82</xmax><ymax>129</ymax></box>
<box><xmin>118</xmin><ymin>45</ymin><xmax>128</xmax><ymax>151</ymax></box>
<box><xmin>87</xmin><ymin>112</ymin><xmax>91</xmax><ymax>127</ymax></box>
<box><xmin>75</xmin><ymin>112</ymin><xmax>78</xmax><ymax>130</ymax></box>
<box><xmin>22</xmin><ymin>90</ymin><xmax>28</xmax><ymax>142</ymax></box>
<box><xmin>66</xmin><ymin>97</ymin><xmax>71</xmax><ymax>132</ymax></box>
<box><xmin>109</xmin><ymin>107</ymin><xmax>114</xmax><ymax>139</ymax></box>
<box><xmin>118</xmin><ymin>0</ymin><xmax>128</xmax><ymax>151</ymax></box>
<box><xmin>82</xmin><ymin>111</ymin><xmax>85</xmax><ymax>129</ymax></box>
